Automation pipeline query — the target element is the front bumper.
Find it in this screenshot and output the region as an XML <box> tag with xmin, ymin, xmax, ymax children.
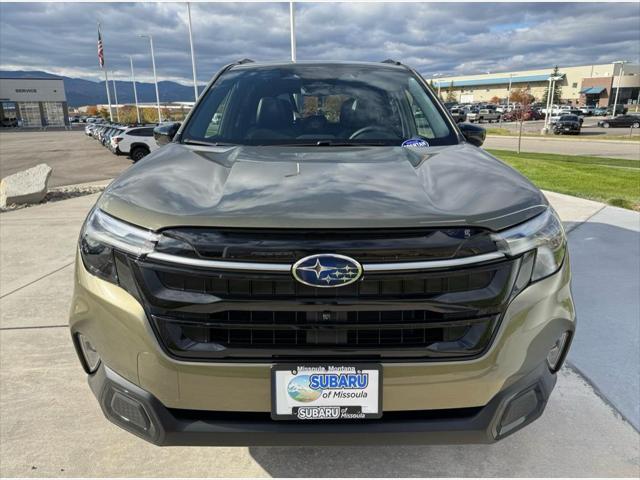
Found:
<box><xmin>70</xmin><ymin>250</ymin><xmax>575</xmax><ymax>445</ymax></box>
<box><xmin>89</xmin><ymin>360</ymin><xmax>556</xmax><ymax>446</ymax></box>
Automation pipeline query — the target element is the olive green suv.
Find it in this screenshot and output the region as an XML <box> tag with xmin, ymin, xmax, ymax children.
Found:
<box><xmin>70</xmin><ymin>60</ymin><xmax>574</xmax><ymax>446</ymax></box>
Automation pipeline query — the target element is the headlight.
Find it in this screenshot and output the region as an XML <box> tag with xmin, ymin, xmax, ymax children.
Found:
<box><xmin>492</xmin><ymin>208</ymin><xmax>566</xmax><ymax>282</ymax></box>
<box><xmin>79</xmin><ymin>209</ymin><xmax>159</xmax><ymax>284</ymax></box>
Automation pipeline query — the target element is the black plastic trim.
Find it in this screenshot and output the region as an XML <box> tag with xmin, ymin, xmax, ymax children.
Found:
<box><xmin>87</xmin><ymin>362</ymin><xmax>556</xmax><ymax>446</ymax></box>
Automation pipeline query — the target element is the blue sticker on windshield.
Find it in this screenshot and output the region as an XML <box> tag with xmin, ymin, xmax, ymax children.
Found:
<box><xmin>402</xmin><ymin>138</ymin><xmax>429</xmax><ymax>148</ymax></box>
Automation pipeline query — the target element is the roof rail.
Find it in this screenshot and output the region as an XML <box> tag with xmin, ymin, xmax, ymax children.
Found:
<box><xmin>236</xmin><ymin>58</ymin><xmax>254</xmax><ymax>65</ymax></box>
<box><xmin>381</xmin><ymin>59</ymin><xmax>402</xmax><ymax>66</ymax></box>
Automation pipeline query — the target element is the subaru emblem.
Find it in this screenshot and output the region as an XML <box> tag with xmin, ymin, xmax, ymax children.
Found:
<box><xmin>292</xmin><ymin>254</ymin><xmax>363</xmax><ymax>288</ymax></box>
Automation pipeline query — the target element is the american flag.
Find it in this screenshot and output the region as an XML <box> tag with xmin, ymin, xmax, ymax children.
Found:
<box><xmin>97</xmin><ymin>28</ymin><xmax>104</xmax><ymax>68</ymax></box>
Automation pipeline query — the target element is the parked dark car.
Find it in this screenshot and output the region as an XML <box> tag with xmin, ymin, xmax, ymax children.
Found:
<box><xmin>448</xmin><ymin>107</ymin><xmax>467</xmax><ymax>123</ymax></box>
<box><xmin>502</xmin><ymin>109</ymin><xmax>543</xmax><ymax>122</ymax></box>
<box><xmin>606</xmin><ymin>105</ymin><xmax>628</xmax><ymax>116</ymax></box>
<box><xmin>598</xmin><ymin>114</ymin><xmax>640</xmax><ymax>128</ymax></box>
<box><xmin>553</xmin><ymin>115</ymin><xmax>581</xmax><ymax>135</ymax></box>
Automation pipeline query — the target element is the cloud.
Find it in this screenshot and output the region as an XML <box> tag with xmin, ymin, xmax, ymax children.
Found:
<box><xmin>1</xmin><ymin>2</ymin><xmax>638</xmax><ymax>84</ymax></box>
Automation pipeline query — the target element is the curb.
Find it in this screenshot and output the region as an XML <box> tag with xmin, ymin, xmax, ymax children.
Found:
<box><xmin>486</xmin><ymin>134</ymin><xmax>639</xmax><ymax>145</ymax></box>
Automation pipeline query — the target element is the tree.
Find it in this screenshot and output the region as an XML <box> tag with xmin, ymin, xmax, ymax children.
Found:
<box><xmin>490</xmin><ymin>96</ymin><xmax>501</xmax><ymax>105</ymax></box>
<box><xmin>510</xmin><ymin>88</ymin><xmax>535</xmax><ymax>105</ymax></box>
<box><xmin>541</xmin><ymin>65</ymin><xmax>563</xmax><ymax>106</ymax></box>
<box><xmin>510</xmin><ymin>87</ymin><xmax>533</xmax><ymax>154</ymax></box>
<box><xmin>85</xmin><ymin>105</ymin><xmax>98</xmax><ymax>116</ymax></box>
<box><xmin>445</xmin><ymin>84</ymin><xmax>457</xmax><ymax>102</ymax></box>
<box><xmin>98</xmin><ymin>107</ymin><xmax>109</xmax><ymax>119</ymax></box>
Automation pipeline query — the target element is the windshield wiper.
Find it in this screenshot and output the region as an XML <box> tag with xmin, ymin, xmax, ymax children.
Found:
<box><xmin>182</xmin><ymin>139</ymin><xmax>237</xmax><ymax>147</ymax></box>
<box><xmin>265</xmin><ymin>140</ymin><xmax>391</xmax><ymax>147</ymax></box>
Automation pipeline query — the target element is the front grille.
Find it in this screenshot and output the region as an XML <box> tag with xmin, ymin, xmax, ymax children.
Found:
<box><xmin>153</xmin><ymin>267</ymin><xmax>495</xmax><ymax>300</ymax></box>
<box><xmin>126</xmin><ymin>249</ymin><xmax>519</xmax><ymax>361</ymax></box>
<box><xmin>151</xmin><ymin>311</ymin><xmax>497</xmax><ymax>360</ymax></box>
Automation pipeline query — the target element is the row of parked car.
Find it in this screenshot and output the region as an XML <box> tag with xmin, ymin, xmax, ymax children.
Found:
<box><xmin>446</xmin><ymin>101</ymin><xmax>632</xmax><ymax>125</ymax></box>
<box><xmin>84</xmin><ymin>122</ymin><xmax>159</xmax><ymax>161</ymax></box>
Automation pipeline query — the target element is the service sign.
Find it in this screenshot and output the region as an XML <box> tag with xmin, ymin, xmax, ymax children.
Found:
<box><xmin>271</xmin><ymin>364</ymin><xmax>382</xmax><ymax>420</ymax></box>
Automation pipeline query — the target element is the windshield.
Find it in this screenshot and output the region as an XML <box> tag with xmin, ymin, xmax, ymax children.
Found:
<box><xmin>182</xmin><ymin>64</ymin><xmax>458</xmax><ymax>146</ymax></box>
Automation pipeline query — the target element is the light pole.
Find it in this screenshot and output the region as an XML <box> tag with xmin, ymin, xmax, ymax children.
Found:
<box><xmin>432</xmin><ymin>73</ymin><xmax>442</xmax><ymax>99</ymax></box>
<box><xmin>612</xmin><ymin>60</ymin><xmax>628</xmax><ymax>117</ymax></box>
<box><xmin>187</xmin><ymin>3</ymin><xmax>198</xmax><ymax>101</ymax></box>
<box><xmin>138</xmin><ymin>34</ymin><xmax>162</xmax><ymax>123</ymax></box>
<box><xmin>129</xmin><ymin>56</ymin><xmax>141</xmax><ymax>124</ymax></box>
<box><xmin>506</xmin><ymin>73</ymin><xmax>513</xmax><ymax>112</ymax></box>
<box><xmin>289</xmin><ymin>1</ymin><xmax>296</xmax><ymax>62</ymax></box>
<box><xmin>111</xmin><ymin>71</ymin><xmax>120</xmax><ymax>122</ymax></box>
<box><xmin>542</xmin><ymin>75</ymin><xmax>562</xmax><ymax>134</ymax></box>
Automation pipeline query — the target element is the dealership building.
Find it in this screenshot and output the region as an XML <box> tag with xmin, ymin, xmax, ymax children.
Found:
<box><xmin>0</xmin><ymin>77</ymin><xmax>69</xmax><ymax>127</ymax></box>
<box><xmin>427</xmin><ymin>63</ymin><xmax>640</xmax><ymax>106</ymax></box>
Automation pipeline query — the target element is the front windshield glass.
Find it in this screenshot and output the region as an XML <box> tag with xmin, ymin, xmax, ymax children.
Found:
<box><xmin>182</xmin><ymin>64</ymin><xmax>458</xmax><ymax>146</ymax></box>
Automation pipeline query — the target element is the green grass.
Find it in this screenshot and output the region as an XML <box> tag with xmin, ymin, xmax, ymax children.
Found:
<box><xmin>486</xmin><ymin>149</ymin><xmax>640</xmax><ymax>211</ymax></box>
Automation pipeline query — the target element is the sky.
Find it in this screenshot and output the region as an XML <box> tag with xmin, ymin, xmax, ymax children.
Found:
<box><xmin>0</xmin><ymin>2</ymin><xmax>638</xmax><ymax>85</ymax></box>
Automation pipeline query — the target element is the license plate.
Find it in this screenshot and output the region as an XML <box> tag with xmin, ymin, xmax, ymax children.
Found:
<box><xmin>271</xmin><ymin>364</ymin><xmax>382</xmax><ymax>420</ymax></box>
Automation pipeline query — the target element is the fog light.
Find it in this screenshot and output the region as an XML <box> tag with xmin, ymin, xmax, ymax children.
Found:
<box><xmin>110</xmin><ymin>391</ymin><xmax>150</xmax><ymax>431</ymax></box>
<box><xmin>547</xmin><ymin>331</ymin><xmax>571</xmax><ymax>372</ymax></box>
<box><xmin>77</xmin><ymin>333</ymin><xmax>101</xmax><ymax>373</ymax></box>
<box><xmin>497</xmin><ymin>387</ymin><xmax>543</xmax><ymax>438</ymax></box>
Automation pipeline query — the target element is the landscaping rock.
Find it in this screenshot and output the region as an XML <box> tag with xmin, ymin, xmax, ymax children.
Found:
<box><xmin>0</xmin><ymin>164</ymin><xmax>53</xmax><ymax>208</ymax></box>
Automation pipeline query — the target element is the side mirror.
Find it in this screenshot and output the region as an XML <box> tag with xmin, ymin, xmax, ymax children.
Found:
<box><xmin>153</xmin><ymin>122</ymin><xmax>181</xmax><ymax>146</ymax></box>
<box><xmin>458</xmin><ymin>122</ymin><xmax>486</xmax><ymax>147</ymax></box>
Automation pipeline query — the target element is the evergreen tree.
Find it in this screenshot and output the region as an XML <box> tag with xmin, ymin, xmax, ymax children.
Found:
<box><xmin>542</xmin><ymin>66</ymin><xmax>563</xmax><ymax>105</ymax></box>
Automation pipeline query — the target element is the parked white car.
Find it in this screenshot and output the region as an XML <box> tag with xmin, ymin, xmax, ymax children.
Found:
<box><xmin>578</xmin><ymin>105</ymin><xmax>595</xmax><ymax>116</ymax></box>
<box><xmin>467</xmin><ymin>108</ymin><xmax>501</xmax><ymax>123</ymax></box>
<box><xmin>110</xmin><ymin>126</ymin><xmax>159</xmax><ymax>162</ymax></box>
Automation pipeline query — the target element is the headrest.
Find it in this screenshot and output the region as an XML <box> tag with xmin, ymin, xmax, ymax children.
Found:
<box><xmin>256</xmin><ymin>97</ymin><xmax>291</xmax><ymax>129</ymax></box>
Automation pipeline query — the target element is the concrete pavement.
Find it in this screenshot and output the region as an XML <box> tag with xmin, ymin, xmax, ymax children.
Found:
<box><xmin>0</xmin><ymin>192</ymin><xmax>638</xmax><ymax>477</ymax></box>
<box><xmin>567</xmin><ymin>206</ymin><xmax>640</xmax><ymax>429</ymax></box>
<box><xmin>484</xmin><ymin>135</ymin><xmax>640</xmax><ymax>160</ymax></box>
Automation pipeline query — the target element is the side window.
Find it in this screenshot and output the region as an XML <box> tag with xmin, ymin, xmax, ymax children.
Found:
<box><xmin>405</xmin><ymin>90</ymin><xmax>433</xmax><ymax>138</ymax></box>
<box><xmin>205</xmin><ymin>88</ymin><xmax>233</xmax><ymax>137</ymax></box>
<box><xmin>140</xmin><ymin>128</ymin><xmax>154</xmax><ymax>137</ymax></box>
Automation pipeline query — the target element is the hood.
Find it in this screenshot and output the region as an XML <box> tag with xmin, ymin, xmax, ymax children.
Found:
<box><xmin>98</xmin><ymin>142</ymin><xmax>547</xmax><ymax>232</ymax></box>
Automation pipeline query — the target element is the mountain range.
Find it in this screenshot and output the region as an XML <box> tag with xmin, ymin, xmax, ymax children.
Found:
<box><xmin>0</xmin><ymin>70</ymin><xmax>203</xmax><ymax>107</ymax></box>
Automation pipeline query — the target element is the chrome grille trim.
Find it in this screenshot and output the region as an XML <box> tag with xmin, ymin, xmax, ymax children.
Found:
<box><xmin>145</xmin><ymin>251</ymin><xmax>505</xmax><ymax>273</ymax></box>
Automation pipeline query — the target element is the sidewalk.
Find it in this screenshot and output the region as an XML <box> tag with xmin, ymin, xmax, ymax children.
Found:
<box><xmin>484</xmin><ymin>136</ymin><xmax>640</xmax><ymax>159</ymax></box>
<box><xmin>0</xmin><ymin>191</ymin><xmax>638</xmax><ymax>477</ymax></box>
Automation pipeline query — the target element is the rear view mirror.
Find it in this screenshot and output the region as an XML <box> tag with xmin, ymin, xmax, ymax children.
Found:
<box><xmin>458</xmin><ymin>122</ymin><xmax>486</xmax><ymax>147</ymax></box>
<box><xmin>154</xmin><ymin>122</ymin><xmax>181</xmax><ymax>146</ymax></box>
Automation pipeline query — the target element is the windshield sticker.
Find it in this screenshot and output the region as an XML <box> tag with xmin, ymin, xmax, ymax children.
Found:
<box><xmin>402</xmin><ymin>138</ymin><xmax>429</xmax><ymax>148</ymax></box>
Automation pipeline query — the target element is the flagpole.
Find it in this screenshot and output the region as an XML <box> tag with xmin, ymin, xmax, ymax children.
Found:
<box><xmin>139</xmin><ymin>34</ymin><xmax>162</xmax><ymax>123</ymax></box>
<box><xmin>129</xmin><ymin>56</ymin><xmax>141</xmax><ymax>124</ymax></box>
<box><xmin>289</xmin><ymin>1</ymin><xmax>296</xmax><ymax>62</ymax></box>
<box><xmin>111</xmin><ymin>71</ymin><xmax>120</xmax><ymax>122</ymax></box>
<box><xmin>98</xmin><ymin>22</ymin><xmax>113</xmax><ymax>122</ymax></box>
<box><xmin>187</xmin><ymin>3</ymin><xmax>198</xmax><ymax>102</ymax></box>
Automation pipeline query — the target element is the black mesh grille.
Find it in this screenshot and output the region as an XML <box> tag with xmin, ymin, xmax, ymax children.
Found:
<box><xmin>154</xmin><ymin>268</ymin><xmax>495</xmax><ymax>299</ymax></box>
<box><xmin>151</xmin><ymin>311</ymin><xmax>496</xmax><ymax>360</ymax></box>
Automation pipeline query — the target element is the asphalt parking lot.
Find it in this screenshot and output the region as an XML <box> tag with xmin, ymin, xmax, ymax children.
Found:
<box><xmin>0</xmin><ymin>130</ymin><xmax>130</xmax><ymax>188</ymax></box>
<box><xmin>0</xmin><ymin>130</ymin><xmax>639</xmax><ymax>477</ymax></box>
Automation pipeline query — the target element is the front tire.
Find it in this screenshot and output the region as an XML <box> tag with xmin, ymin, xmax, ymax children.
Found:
<box><xmin>602</xmin><ymin>122</ymin><xmax>610</xmax><ymax>128</ymax></box>
<box><xmin>633</xmin><ymin>122</ymin><xmax>639</xmax><ymax>129</ymax></box>
<box><xmin>130</xmin><ymin>147</ymin><xmax>149</xmax><ymax>162</ymax></box>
